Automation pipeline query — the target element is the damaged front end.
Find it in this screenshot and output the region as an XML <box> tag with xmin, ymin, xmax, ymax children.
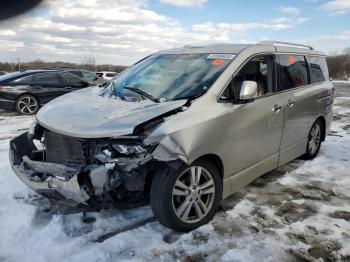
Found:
<box><xmin>9</xmin><ymin>124</ymin><xmax>161</xmax><ymax>210</ymax></box>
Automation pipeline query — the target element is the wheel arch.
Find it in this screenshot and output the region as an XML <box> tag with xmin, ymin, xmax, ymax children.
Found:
<box><xmin>192</xmin><ymin>154</ymin><xmax>224</xmax><ymax>180</ymax></box>
<box><xmin>16</xmin><ymin>92</ymin><xmax>40</xmax><ymax>103</ymax></box>
<box><xmin>145</xmin><ymin>153</ymin><xmax>224</xmax><ymax>195</ymax></box>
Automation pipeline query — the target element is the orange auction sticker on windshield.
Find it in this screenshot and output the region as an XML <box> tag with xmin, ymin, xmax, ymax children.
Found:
<box><xmin>211</xmin><ymin>59</ymin><xmax>225</xmax><ymax>66</ymax></box>
<box><xmin>289</xmin><ymin>55</ymin><xmax>295</xmax><ymax>64</ymax></box>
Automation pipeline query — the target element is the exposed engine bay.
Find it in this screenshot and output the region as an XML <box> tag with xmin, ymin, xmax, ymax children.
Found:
<box><xmin>9</xmin><ymin>122</ymin><xmax>182</xmax><ymax>210</ymax></box>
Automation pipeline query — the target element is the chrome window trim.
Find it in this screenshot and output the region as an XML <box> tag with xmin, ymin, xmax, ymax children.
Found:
<box><xmin>277</xmin><ymin>52</ymin><xmax>326</xmax><ymax>58</ymax></box>
<box><xmin>271</xmin><ymin>80</ymin><xmax>331</xmax><ymax>96</ymax></box>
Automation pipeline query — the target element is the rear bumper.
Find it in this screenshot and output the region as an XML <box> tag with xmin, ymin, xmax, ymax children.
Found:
<box><xmin>9</xmin><ymin>132</ymin><xmax>91</xmax><ymax>206</ymax></box>
<box><xmin>0</xmin><ymin>98</ymin><xmax>15</xmax><ymax>111</ymax></box>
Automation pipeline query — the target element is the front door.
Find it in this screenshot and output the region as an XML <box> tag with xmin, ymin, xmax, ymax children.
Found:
<box><xmin>219</xmin><ymin>54</ymin><xmax>284</xmax><ymax>177</ymax></box>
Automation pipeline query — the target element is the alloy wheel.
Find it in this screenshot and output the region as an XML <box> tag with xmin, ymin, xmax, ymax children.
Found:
<box><xmin>17</xmin><ymin>96</ymin><xmax>38</xmax><ymax>114</ymax></box>
<box><xmin>172</xmin><ymin>166</ymin><xmax>216</xmax><ymax>223</ymax></box>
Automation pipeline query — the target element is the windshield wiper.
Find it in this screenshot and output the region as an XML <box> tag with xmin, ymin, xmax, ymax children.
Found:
<box><xmin>181</xmin><ymin>87</ymin><xmax>209</xmax><ymax>101</ymax></box>
<box><xmin>124</xmin><ymin>86</ymin><xmax>159</xmax><ymax>103</ymax></box>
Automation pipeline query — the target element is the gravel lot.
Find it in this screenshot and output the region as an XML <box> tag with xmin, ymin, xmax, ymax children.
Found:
<box><xmin>0</xmin><ymin>83</ymin><xmax>349</xmax><ymax>262</ymax></box>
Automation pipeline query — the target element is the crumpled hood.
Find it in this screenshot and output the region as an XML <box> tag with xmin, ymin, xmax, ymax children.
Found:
<box><xmin>36</xmin><ymin>87</ymin><xmax>187</xmax><ymax>138</ymax></box>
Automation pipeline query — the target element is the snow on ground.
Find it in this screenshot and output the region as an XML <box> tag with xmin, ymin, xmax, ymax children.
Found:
<box><xmin>0</xmin><ymin>86</ymin><xmax>350</xmax><ymax>262</ymax></box>
<box><xmin>332</xmin><ymin>80</ymin><xmax>350</xmax><ymax>85</ymax></box>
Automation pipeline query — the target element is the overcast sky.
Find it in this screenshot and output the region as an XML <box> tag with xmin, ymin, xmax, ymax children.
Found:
<box><xmin>0</xmin><ymin>0</ymin><xmax>349</xmax><ymax>65</ymax></box>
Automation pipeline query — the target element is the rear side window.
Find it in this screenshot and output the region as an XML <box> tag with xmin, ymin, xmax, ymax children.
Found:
<box><xmin>82</xmin><ymin>71</ymin><xmax>98</xmax><ymax>81</ymax></box>
<box><xmin>69</xmin><ymin>71</ymin><xmax>83</xmax><ymax>78</ymax></box>
<box><xmin>308</xmin><ymin>56</ymin><xmax>329</xmax><ymax>83</ymax></box>
<box><xmin>96</xmin><ymin>73</ymin><xmax>103</xmax><ymax>77</ymax></box>
<box><xmin>34</xmin><ymin>73</ymin><xmax>61</xmax><ymax>85</ymax></box>
<box><xmin>60</xmin><ymin>73</ymin><xmax>83</xmax><ymax>85</ymax></box>
<box><xmin>278</xmin><ymin>55</ymin><xmax>309</xmax><ymax>91</ymax></box>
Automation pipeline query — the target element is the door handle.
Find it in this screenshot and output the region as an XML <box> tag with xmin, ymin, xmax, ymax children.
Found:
<box><xmin>287</xmin><ymin>101</ymin><xmax>295</xmax><ymax>108</ymax></box>
<box><xmin>65</xmin><ymin>86</ymin><xmax>72</xmax><ymax>89</ymax></box>
<box><xmin>272</xmin><ymin>105</ymin><xmax>282</xmax><ymax>113</ymax></box>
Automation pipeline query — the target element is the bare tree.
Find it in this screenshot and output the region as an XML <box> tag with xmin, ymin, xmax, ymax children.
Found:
<box><xmin>343</xmin><ymin>47</ymin><xmax>350</xmax><ymax>55</ymax></box>
<box><xmin>326</xmin><ymin>48</ymin><xmax>350</xmax><ymax>79</ymax></box>
<box><xmin>82</xmin><ymin>56</ymin><xmax>96</xmax><ymax>71</ymax></box>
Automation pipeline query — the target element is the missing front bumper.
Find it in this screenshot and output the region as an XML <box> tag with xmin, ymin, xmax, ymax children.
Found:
<box><xmin>9</xmin><ymin>132</ymin><xmax>105</xmax><ymax>206</ymax></box>
<box><xmin>9</xmin><ymin>132</ymin><xmax>154</xmax><ymax>208</ymax></box>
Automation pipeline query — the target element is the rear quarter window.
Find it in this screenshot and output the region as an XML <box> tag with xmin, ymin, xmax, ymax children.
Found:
<box><xmin>69</xmin><ymin>71</ymin><xmax>83</xmax><ymax>77</ymax></box>
<box><xmin>307</xmin><ymin>56</ymin><xmax>329</xmax><ymax>84</ymax></box>
<box><xmin>60</xmin><ymin>73</ymin><xmax>83</xmax><ymax>85</ymax></box>
<box><xmin>278</xmin><ymin>54</ymin><xmax>309</xmax><ymax>91</ymax></box>
<box><xmin>82</xmin><ymin>71</ymin><xmax>98</xmax><ymax>81</ymax></box>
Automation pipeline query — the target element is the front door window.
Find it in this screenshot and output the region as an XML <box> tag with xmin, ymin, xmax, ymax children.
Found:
<box><xmin>220</xmin><ymin>55</ymin><xmax>275</xmax><ymax>101</ymax></box>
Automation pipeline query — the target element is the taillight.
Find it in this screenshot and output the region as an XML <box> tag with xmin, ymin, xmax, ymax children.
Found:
<box><xmin>331</xmin><ymin>82</ymin><xmax>336</xmax><ymax>94</ymax></box>
<box><xmin>0</xmin><ymin>85</ymin><xmax>3</xmax><ymax>91</ymax></box>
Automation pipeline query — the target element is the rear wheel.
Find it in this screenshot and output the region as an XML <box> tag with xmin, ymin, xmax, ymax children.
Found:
<box><xmin>15</xmin><ymin>95</ymin><xmax>39</xmax><ymax>115</ymax></box>
<box><xmin>150</xmin><ymin>160</ymin><xmax>222</xmax><ymax>231</ymax></box>
<box><xmin>302</xmin><ymin>119</ymin><xmax>323</xmax><ymax>160</ymax></box>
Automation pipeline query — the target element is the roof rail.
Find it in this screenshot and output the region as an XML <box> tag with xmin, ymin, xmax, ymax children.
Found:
<box><xmin>258</xmin><ymin>40</ymin><xmax>314</xmax><ymax>50</ymax></box>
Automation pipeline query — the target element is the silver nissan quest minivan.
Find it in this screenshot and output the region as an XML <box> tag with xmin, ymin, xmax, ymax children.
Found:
<box><xmin>10</xmin><ymin>41</ymin><xmax>334</xmax><ymax>231</ymax></box>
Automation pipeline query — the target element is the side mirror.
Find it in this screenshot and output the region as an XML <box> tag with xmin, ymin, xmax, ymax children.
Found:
<box><xmin>239</xmin><ymin>81</ymin><xmax>257</xmax><ymax>102</ymax></box>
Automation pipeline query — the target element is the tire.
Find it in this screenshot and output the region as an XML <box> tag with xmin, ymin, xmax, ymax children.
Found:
<box><xmin>15</xmin><ymin>95</ymin><xmax>39</xmax><ymax>115</ymax></box>
<box><xmin>150</xmin><ymin>159</ymin><xmax>222</xmax><ymax>231</ymax></box>
<box><xmin>301</xmin><ymin>119</ymin><xmax>323</xmax><ymax>160</ymax></box>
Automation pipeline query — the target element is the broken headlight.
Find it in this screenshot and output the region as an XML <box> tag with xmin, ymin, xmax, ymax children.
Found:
<box><xmin>27</xmin><ymin>120</ymin><xmax>38</xmax><ymax>139</ymax></box>
<box><xmin>27</xmin><ymin>120</ymin><xmax>44</xmax><ymax>141</ymax></box>
<box><xmin>112</xmin><ymin>144</ymin><xmax>146</xmax><ymax>155</ymax></box>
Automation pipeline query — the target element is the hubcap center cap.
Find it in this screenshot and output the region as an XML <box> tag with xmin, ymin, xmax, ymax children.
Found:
<box><xmin>190</xmin><ymin>189</ymin><xmax>200</xmax><ymax>199</ymax></box>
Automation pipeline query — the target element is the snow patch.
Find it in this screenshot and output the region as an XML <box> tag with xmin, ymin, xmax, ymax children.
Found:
<box><xmin>0</xmin><ymin>95</ymin><xmax>350</xmax><ymax>261</ymax></box>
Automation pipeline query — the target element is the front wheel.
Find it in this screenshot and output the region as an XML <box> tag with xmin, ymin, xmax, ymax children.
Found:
<box><xmin>150</xmin><ymin>160</ymin><xmax>222</xmax><ymax>231</ymax></box>
<box><xmin>15</xmin><ymin>95</ymin><xmax>39</xmax><ymax>115</ymax></box>
<box><xmin>302</xmin><ymin>119</ymin><xmax>323</xmax><ymax>160</ymax></box>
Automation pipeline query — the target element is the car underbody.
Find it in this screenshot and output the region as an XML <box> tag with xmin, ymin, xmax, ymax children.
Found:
<box><xmin>10</xmin><ymin>124</ymin><xmax>183</xmax><ymax>211</ymax></box>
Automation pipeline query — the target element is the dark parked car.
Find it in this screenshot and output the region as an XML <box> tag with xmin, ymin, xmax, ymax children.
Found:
<box><xmin>0</xmin><ymin>70</ymin><xmax>93</xmax><ymax>115</ymax></box>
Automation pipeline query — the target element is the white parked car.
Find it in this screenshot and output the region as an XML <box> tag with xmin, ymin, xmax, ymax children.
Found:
<box><xmin>96</xmin><ymin>71</ymin><xmax>119</xmax><ymax>80</ymax></box>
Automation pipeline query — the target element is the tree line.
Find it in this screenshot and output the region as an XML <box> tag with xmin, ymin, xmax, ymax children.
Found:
<box><xmin>326</xmin><ymin>48</ymin><xmax>350</xmax><ymax>79</ymax></box>
<box><xmin>1</xmin><ymin>50</ymin><xmax>349</xmax><ymax>79</ymax></box>
<box><xmin>0</xmin><ymin>57</ymin><xmax>127</xmax><ymax>74</ymax></box>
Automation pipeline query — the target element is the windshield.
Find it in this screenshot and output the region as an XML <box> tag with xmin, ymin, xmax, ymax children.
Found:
<box><xmin>102</xmin><ymin>53</ymin><xmax>234</xmax><ymax>102</ymax></box>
